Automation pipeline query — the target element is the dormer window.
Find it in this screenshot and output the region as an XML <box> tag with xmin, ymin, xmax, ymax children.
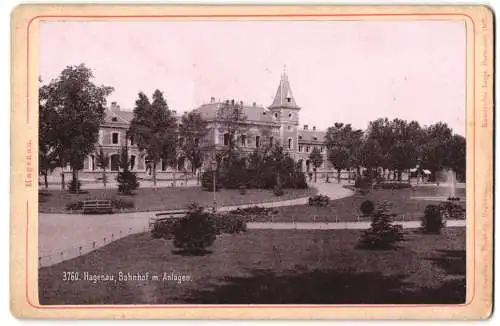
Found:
<box><xmin>313</xmin><ymin>136</ymin><xmax>318</xmax><ymax>141</ymax></box>
<box><xmin>288</xmin><ymin>113</ymin><xmax>293</xmax><ymax>119</ymax></box>
<box><xmin>274</xmin><ymin>112</ymin><xmax>278</xmax><ymax>119</ymax></box>
<box><xmin>286</xmin><ymin>97</ymin><xmax>292</xmax><ymax>103</ymax></box>
<box><xmin>111</xmin><ymin>117</ymin><xmax>118</xmax><ymax>122</ymax></box>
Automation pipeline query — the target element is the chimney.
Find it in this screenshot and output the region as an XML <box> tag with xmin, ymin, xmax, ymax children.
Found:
<box><xmin>303</xmin><ymin>125</ymin><xmax>309</xmax><ymax>131</ymax></box>
<box><xmin>313</xmin><ymin>126</ymin><xmax>316</xmax><ymax>131</ymax></box>
<box><xmin>210</xmin><ymin>97</ymin><xmax>215</xmax><ymax>103</ymax></box>
<box><xmin>110</xmin><ymin>101</ymin><xmax>119</xmax><ymax>112</ymax></box>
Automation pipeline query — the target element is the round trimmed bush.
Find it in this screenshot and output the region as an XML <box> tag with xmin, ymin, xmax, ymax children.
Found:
<box><xmin>360</xmin><ymin>200</ymin><xmax>375</xmax><ymax>216</ymax></box>
<box><xmin>422</xmin><ymin>204</ymin><xmax>445</xmax><ymax>234</ymax></box>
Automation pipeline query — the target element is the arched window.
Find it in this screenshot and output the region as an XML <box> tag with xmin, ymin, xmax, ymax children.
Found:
<box><xmin>224</xmin><ymin>133</ymin><xmax>230</xmax><ymax>146</ymax></box>
<box><xmin>288</xmin><ymin>138</ymin><xmax>292</xmax><ymax>149</ymax></box>
<box><xmin>255</xmin><ymin>136</ymin><xmax>261</xmax><ymax>148</ymax></box>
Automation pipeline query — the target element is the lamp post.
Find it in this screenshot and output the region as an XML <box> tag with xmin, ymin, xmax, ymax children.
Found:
<box><xmin>211</xmin><ymin>161</ymin><xmax>217</xmax><ymax>212</ymax></box>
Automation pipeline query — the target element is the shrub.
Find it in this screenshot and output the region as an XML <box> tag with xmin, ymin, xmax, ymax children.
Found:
<box><xmin>273</xmin><ymin>184</ymin><xmax>284</xmax><ymax>196</ymax></box>
<box><xmin>422</xmin><ymin>204</ymin><xmax>445</xmax><ymax>234</ymax></box>
<box><xmin>308</xmin><ymin>194</ymin><xmax>330</xmax><ymax>207</ymax></box>
<box><xmin>172</xmin><ymin>204</ymin><xmax>217</xmax><ymax>253</ymax></box>
<box><xmin>358</xmin><ymin>202</ymin><xmax>404</xmax><ymax>250</ymax></box>
<box><xmin>67</xmin><ymin>178</ymin><xmax>82</xmax><ymax>194</ymax></box>
<box><xmin>211</xmin><ymin>214</ymin><xmax>247</xmax><ymax>234</ymax></box>
<box><xmin>65</xmin><ymin>201</ymin><xmax>83</xmax><ymax>211</ymax></box>
<box><xmin>112</xmin><ymin>198</ymin><xmax>135</xmax><ymax>209</ymax></box>
<box><xmin>439</xmin><ymin>201</ymin><xmax>465</xmax><ymax>220</ymax></box>
<box><xmin>201</xmin><ymin>170</ymin><xmax>222</xmax><ymax>191</ymax></box>
<box><xmin>151</xmin><ymin>218</ymin><xmax>179</xmax><ymax>239</ymax></box>
<box><xmin>354</xmin><ymin>177</ymin><xmax>371</xmax><ymax>189</ymax></box>
<box><xmin>360</xmin><ymin>200</ymin><xmax>375</xmax><ymax>215</ymax></box>
<box><xmin>116</xmin><ymin>170</ymin><xmax>139</xmax><ymax>195</ymax></box>
<box><xmin>221</xmin><ymin>165</ymin><xmax>249</xmax><ymax>189</ymax></box>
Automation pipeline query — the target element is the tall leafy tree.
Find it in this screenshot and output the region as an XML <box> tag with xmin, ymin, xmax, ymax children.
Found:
<box><xmin>421</xmin><ymin>122</ymin><xmax>453</xmax><ymax>183</ymax></box>
<box><xmin>215</xmin><ymin>99</ymin><xmax>248</xmax><ymax>168</ymax></box>
<box><xmin>365</xmin><ymin>118</ymin><xmax>394</xmax><ymax>179</ymax></box>
<box><xmin>309</xmin><ymin>147</ymin><xmax>324</xmax><ymax>183</ymax></box>
<box><xmin>444</xmin><ymin>134</ymin><xmax>466</xmax><ymax>182</ymax></box>
<box><xmin>178</xmin><ymin>111</ymin><xmax>209</xmax><ymax>175</ymax></box>
<box><xmin>41</xmin><ymin>64</ymin><xmax>113</xmax><ymax>192</ymax></box>
<box><xmin>359</xmin><ymin>138</ymin><xmax>383</xmax><ymax>178</ymax></box>
<box><xmin>328</xmin><ymin>147</ymin><xmax>350</xmax><ymax>183</ymax></box>
<box><xmin>128</xmin><ymin>90</ymin><xmax>178</xmax><ymax>190</ymax></box>
<box><xmin>38</xmin><ymin>86</ymin><xmax>59</xmax><ymax>189</ymax></box>
<box><xmin>325</xmin><ymin>122</ymin><xmax>364</xmax><ymax>182</ymax></box>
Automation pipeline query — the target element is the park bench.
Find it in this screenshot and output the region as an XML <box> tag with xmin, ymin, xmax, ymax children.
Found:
<box><xmin>148</xmin><ymin>209</ymin><xmax>188</xmax><ymax>230</ymax></box>
<box><xmin>82</xmin><ymin>199</ymin><xmax>113</xmax><ymax>214</ymax></box>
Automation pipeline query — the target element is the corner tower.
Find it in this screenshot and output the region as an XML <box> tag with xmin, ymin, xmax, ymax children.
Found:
<box><xmin>268</xmin><ymin>68</ymin><xmax>301</xmax><ymax>153</ymax></box>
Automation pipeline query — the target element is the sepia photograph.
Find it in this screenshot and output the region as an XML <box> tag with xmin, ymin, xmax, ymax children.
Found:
<box><xmin>9</xmin><ymin>4</ymin><xmax>493</xmax><ymax>320</ymax></box>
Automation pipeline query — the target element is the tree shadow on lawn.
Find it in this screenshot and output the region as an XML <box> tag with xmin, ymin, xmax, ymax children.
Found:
<box><xmin>426</xmin><ymin>250</ymin><xmax>466</xmax><ymax>276</ymax></box>
<box><xmin>172</xmin><ymin>249</ymin><xmax>213</xmax><ymax>256</ymax></box>
<box><xmin>174</xmin><ymin>268</ymin><xmax>466</xmax><ymax>304</ymax></box>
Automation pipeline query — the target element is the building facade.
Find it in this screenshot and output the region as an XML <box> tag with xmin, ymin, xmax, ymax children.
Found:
<box><xmin>55</xmin><ymin>70</ymin><xmax>332</xmax><ymax>181</ymax></box>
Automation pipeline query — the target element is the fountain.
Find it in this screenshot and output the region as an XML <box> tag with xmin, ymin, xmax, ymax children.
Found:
<box><xmin>444</xmin><ymin>169</ymin><xmax>460</xmax><ymax>201</ymax></box>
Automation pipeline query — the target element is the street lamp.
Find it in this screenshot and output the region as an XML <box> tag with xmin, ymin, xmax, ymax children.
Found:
<box><xmin>210</xmin><ymin>160</ymin><xmax>217</xmax><ymax>212</ymax></box>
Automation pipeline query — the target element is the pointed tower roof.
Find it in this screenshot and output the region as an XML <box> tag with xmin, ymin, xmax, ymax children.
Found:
<box><xmin>269</xmin><ymin>68</ymin><xmax>300</xmax><ymax>109</ymax></box>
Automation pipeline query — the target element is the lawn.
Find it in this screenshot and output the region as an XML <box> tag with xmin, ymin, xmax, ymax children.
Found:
<box><xmin>39</xmin><ymin>227</ymin><xmax>466</xmax><ymax>304</ymax></box>
<box><xmin>259</xmin><ymin>186</ymin><xmax>467</xmax><ymax>223</ymax></box>
<box><xmin>38</xmin><ymin>186</ymin><xmax>316</xmax><ymax>213</ymax></box>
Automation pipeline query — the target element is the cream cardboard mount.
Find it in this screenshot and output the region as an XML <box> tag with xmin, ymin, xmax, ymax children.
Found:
<box><xmin>10</xmin><ymin>4</ymin><xmax>493</xmax><ymax>320</ymax></box>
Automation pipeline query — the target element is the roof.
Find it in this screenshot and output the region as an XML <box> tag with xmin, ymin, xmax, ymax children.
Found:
<box><xmin>103</xmin><ymin>109</ymin><xmax>134</xmax><ymax>124</ymax></box>
<box><xmin>195</xmin><ymin>102</ymin><xmax>278</xmax><ymax>124</ymax></box>
<box><xmin>269</xmin><ymin>70</ymin><xmax>300</xmax><ymax>109</ymax></box>
<box><xmin>298</xmin><ymin>129</ymin><xmax>326</xmax><ymax>143</ymax></box>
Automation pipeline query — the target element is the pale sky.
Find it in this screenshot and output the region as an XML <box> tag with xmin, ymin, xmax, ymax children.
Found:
<box><xmin>39</xmin><ymin>20</ymin><xmax>466</xmax><ymax>136</ymax></box>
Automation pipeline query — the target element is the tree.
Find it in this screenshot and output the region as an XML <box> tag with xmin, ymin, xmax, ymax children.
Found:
<box><xmin>215</xmin><ymin>99</ymin><xmax>248</xmax><ymax>168</ymax></box>
<box><xmin>328</xmin><ymin>147</ymin><xmax>350</xmax><ymax>183</ymax></box>
<box><xmin>359</xmin><ymin>138</ymin><xmax>383</xmax><ymax>180</ymax></box>
<box><xmin>116</xmin><ymin>144</ymin><xmax>139</xmax><ymax>195</ymax></box>
<box><xmin>365</xmin><ymin>118</ymin><xmax>394</xmax><ymax>179</ymax></box>
<box><xmin>95</xmin><ymin>146</ymin><xmax>109</xmax><ymax>188</ymax></box>
<box><xmin>265</xmin><ymin>144</ymin><xmax>290</xmax><ymax>188</ymax></box>
<box><xmin>40</xmin><ymin>64</ymin><xmax>113</xmax><ymax>192</ymax></box>
<box><xmin>309</xmin><ymin>147</ymin><xmax>324</xmax><ymax>183</ymax></box>
<box><xmin>444</xmin><ymin>134</ymin><xmax>466</xmax><ymax>182</ymax></box>
<box><xmin>421</xmin><ymin>122</ymin><xmax>453</xmax><ymax>183</ymax></box>
<box><xmin>128</xmin><ymin>90</ymin><xmax>178</xmax><ymax>190</ymax></box>
<box><xmin>325</xmin><ymin>122</ymin><xmax>364</xmax><ymax>182</ymax></box>
<box><xmin>178</xmin><ymin>111</ymin><xmax>209</xmax><ymax>176</ymax></box>
<box><xmin>39</xmin><ymin>86</ymin><xmax>59</xmax><ymax>189</ymax></box>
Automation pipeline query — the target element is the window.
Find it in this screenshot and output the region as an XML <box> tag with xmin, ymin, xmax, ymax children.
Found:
<box><xmin>110</xmin><ymin>154</ymin><xmax>120</xmax><ymax>171</ymax></box>
<box><xmin>129</xmin><ymin>135</ymin><xmax>135</xmax><ymax>146</ymax></box>
<box><xmin>112</xmin><ymin>132</ymin><xmax>119</xmax><ymax>145</ymax></box>
<box><xmin>288</xmin><ymin>138</ymin><xmax>292</xmax><ymax>149</ymax></box>
<box><xmin>320</xmin><ymin>146</ymin><xmax>324</xmax><ymax>153</ymax></box>
<box><xmin>286</xmin><ymin>97</ymin><xmax>292</xmax><ymax>103</ymax></box>
<box><xmin>224</xmin><ymin>133</ymin><xmax>230</xmax><ymax>146</ymax></box>
<box><xmin>313</xmin><ymin>136</ymin><xmax>318</xmax><ymax>141</ymax></box>
<box><xmin>111</xmin><ymin>117</ymin><xmax>118</xmax><ymax>122</ymax></box>
<box><xmin>274</xmin><ymin>112</ymin><xmax>278</xmax><ymax>119</ymax></box>
<box><xmin>306</xmin><ymin>146</ymin><xmax>310</xmax><ymax>153</ymax></box>
<box><xmin>298</xmin><ymin>135</ymin><xmax>302</xmax><ymax>140</ymax></box>
<box><xmin>194</xmin><ymin>138</ymin><xmax>199</xmax><ymax>146</ymax></box>
<box><xmin>298</xmin><ymin>145</ymin><xmax>303</xmax><ymax>152</ymax></box>
<box><xmin>255</xmin><ymin>136</ymin><xmax>261</xmax><ymax>148</ymax></box>
<box><xmin>288</xmin><ymin>113</ymin><xmax>293</xmax><ymax>119</ymax></box>
<box><xmin>287</xmin><ymin>125</ymin><xmax>292</xmax><ymax>131</ymax></box>
<box><xmin>130</xmin><ymin>155</ymin><xmax>136</xmax><ymax>170</ymax></box>
<box><xmin>90</xmin><ymin>155</ymin><xmax>95</xmax><ymax>171</ymax></box>
<box><xmin>241</xmin><ymin>134</ymin><xmax>247</xmax><ymax>147</ymax></box>
<box><xmin>270</xmin><ymin>137</ymin><xmax>274</xmax><ymax>146</ymax></box>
